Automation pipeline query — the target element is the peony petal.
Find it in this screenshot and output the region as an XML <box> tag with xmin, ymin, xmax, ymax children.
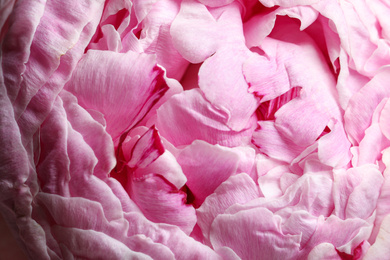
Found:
<box><xmin>12</xmin><ymin>0</ymin><xmax>105</xmax><ymax>118</ymax></box>
<box><xmin>333</xmin><ymin>165</ymin><xmax>383</xmax><ymax>220</ymax></box>
<box><xmin>198</xmin><ymin>45</ymin><xmax>260</xmax><ymax>131</ymax></box>
<box><xmin>344</xmin><ymin>68</ymin><xmax>390</xmax><ymax>145</ymax></box>
<box><xmin>2</xmin><ymin>0</ymin><xmax>46</xmax><ymax>102</ymax></box>
<box><xmin>170</xmin><ymin>0</ymin><xmax>244</xmax><ymax>63</ymax></box>
<box><xmin>380</xmin><ymin>98</ymin><xmax>390</xmax><ymax>141</ymax></box>
<box><xmin>356</xmin><ymin>98</ymin><xmax>390</xmax><ymax>166</ymax></box>
<box><xmin>128</xmin><ymin>126</ymin><xmax>165</xmax><ymax>169</ymax></box>
<box><xmin>196</xmin><ymin>173</ymin><xmax>260</xmax><ymax>243</ymax></box>
<box><xmin>130</xmin><ymin>174</ymin><xmax>196</xmax><ymax>235</ymax></box>
<box><xmin>51</xmin><ymin>226</ymin><xmax>152</xmax><ymax>260</ymax></box>
<box><xmin>156</xmin><ymin>89</ymin><xmax>257</xmax><ymax>148</ymax></box>
<box><xmin>252</xmin><ymin>121</ymin><xmax>306</xmax><ymax>163</ymax></box>
<box><xmin>365</xmin><ymin>214</ymin><xmax>390</xmax><ymax>260</ymax></box>
<box><xmin>317</xmin><ymin>119</ymin><xmax>352</xmax><ymax>168</ymax></box>
<box><xmin>176</xmin><ymin>140</ymin><xmax>256</xmax><ymax>207</ymax></box>
<box><xmin>210</xmin><ymin>208</ymin><xmax>301</xmax><ymax>260</ymax></box>
<box><xmin>65</xmin><ymin>50</ymin><xmax>169</xmax><ymax>141</ymax></box>
<box><xmin>259</xmin><ymin>0</ymin><xmax>320</xmax><ymax>8</ymax></box>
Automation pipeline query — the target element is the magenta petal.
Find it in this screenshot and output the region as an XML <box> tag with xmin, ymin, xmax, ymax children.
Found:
<box><xmin>128</xmin><ymin>126</ymin><xmax>165</xmax><ymax>169</ymax></box>
<box><xmin>65</xmin><ymin>50</ymin><xmax>169</xmax><ymax>140</ymax></box>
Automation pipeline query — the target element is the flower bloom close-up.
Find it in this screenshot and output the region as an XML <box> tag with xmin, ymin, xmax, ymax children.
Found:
<box><xmin>2</xmin><ymin>0</ymin><xmax>390</xmax><ymax>259</ymax></box>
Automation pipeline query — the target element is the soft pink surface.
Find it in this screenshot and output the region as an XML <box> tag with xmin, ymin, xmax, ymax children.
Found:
<box><xmin>1</xmin><ymin>0</ymin><xmax>390</xmax><ymax>259</ymax></box>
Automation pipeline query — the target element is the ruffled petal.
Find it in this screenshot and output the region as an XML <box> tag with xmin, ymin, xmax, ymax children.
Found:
<box><xmin>344</xmin><ymin>68</ymin><xmax>390</xmax><ymax>145</ymax></box>
<box><xmin>333</xmin><ymin>165</ymin><xmax>383</xmax><ymax>220</ymax></box>
<box><xmin>65</xmin><ymin>50</ymin><xmax>170</xmax><ymax>140</ymax></box>
<box><xmin>210</xmin><ymin>208</ymin><xmax>301</xmax><ymax>260</ymax></box>
<box><xmin>130</xmin><ymin>174</ymin><xmax>196</xmax><ymax>235</ymax></box>
<box><xmin>170</xmin><ymin>0</ymin><xmax>244</xmax><ymax>63</ymax></box>
<box><xmin>198</xmin><ymin>45</ymin><xmax>259</xmax><ymax>131</ymax></box>
<box><xmin>197</xmin><ymin>173</ymin><xmax>260</xmax><ymax>243</ymax></box>
<box><xmin>156</xmin><ymin>89</ymin><xmax>257</xmax><ymax>148</ymax></box>
<box><xmin>176</xmin><ymin>140</ymin><xmax>256</xmax><ymax>207</ymax></box>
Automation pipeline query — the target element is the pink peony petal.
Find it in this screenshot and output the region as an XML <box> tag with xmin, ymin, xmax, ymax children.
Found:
<box><xmin>156</xmin><ymin>89</ymin><xmax>257</xmax><ymax>147</ymax></box>
<box><xmin>210</xmin><ymin>208</ymin><xmax>301</xmax><ymax>260</ymax></box>
<box><xmin>65</xmin><ymin>50</ymin><xmax>170</xmax><ymax>141</ymax></box>
<box><xmin>176</xmin><ymin>140</ymin><xmax>256</xmax><ymax>207</ymax></box>
<box><xmin>365</xmin><ymin>214</ymin><xmax>390</xmax><ymax>259</ymax></box>
<box><xmin>170</xmin><ymin>0</ymin><xmax>244</xmax><ymax>63</ymax></box>
<box><xmin>260</xmin><ymin>0</ymin><xmax>320</xmax><ymax>8</ymax></box>
<box><xmin>252</xmin><ymin>121</ymin><xmax>306</xmax><ymax>163</ymax></box>
<box><xmin>196</xmin><ymin>173</ymin><xmax>261</xmax><ymax>243</ymax></box>
<box><xmin>129</xmin><ymin>174</ymin><xmax>197</xmax><ymax>235</ymax></box>
<box><xmin>198</xmin><ymin>45</ymin><xmax>260</xmax><ymax>131</ymax></box>
<box><xmin>333</xmin><ymin>165</ymin><xmax>383</xmax><ymax>220</ymax></box>
<box><xmin>344</xmin><ymin>68</ymin><xmax>390</xmax><ymax>145</ymax></box>
<box><xmin>317</xmin><ymin>119</ymin><xmax>352</xmax><ymax>168</ymax></box>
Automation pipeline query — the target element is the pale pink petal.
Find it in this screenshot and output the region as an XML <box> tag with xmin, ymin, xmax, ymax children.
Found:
<box><xmin>65</xmin><ymin>50</ymin><xmax>170</xmax><ymax>140</ymax></box>
<box><xmin>260</xmin><ymin>0</ymin><xmax>320</xmax><ymax>8</ymax></box>
<box><xmin>344</xmin><ymin>68</ymin><xmax>390</xmax><ymax>145</ymax></box>
<box><xmin>244</xmin><ymin>5</ymin><xmax>319</xmax><ymax>48</ymax></box>
<box><xmin>380</xmin><ymin>98</ymin><xmax>390</xmax><ymax>141</ymax></box>
<box><xmin>60</xmin><ymin>91</ymin><xmax>116</xmax><ymax>180</ymax></box>
<box><xmin>225</xmin><ymin>173</ymin><xmax>334</xmax><ymax>220</ymax></box>
<box><xmin>365</xmin><ymin>214</ymin><xmax>390</xmax><ymax>260</ymax></box>
<box><xmin>176</xmin><ymin>140</ymin><xmax>256</xmax><ymax>207</ymax></box>
<box><xmin>198</xmin><ymin>45</ymin><xmax>259</xmax><ymax>131</ymax></box>
<box><xmin>156</xmin><ymin>89</ymin><xmax>257</xmax><ymax>148</ymax></box>
<box><xmin>51</xmin><ymin>227</ymin><xmax>152</xmax><ymax>260</ymax></box>
<box><xmin>130</xmin><ymin>174</ymin><xmax>196</xmax><ymax>235</ymax></box>
<box><xmin>317</xmin><ymin>119</ymin><xmax>352</xmax><ymax>168</ymax></box>
<box><xmin>12</xmin><ymin>0</ymin><xmax>105</xmax><ymax>118</ymax></box>
<box><xmin>198</xmin><ymin>0</ymin><xmax>234</xmax><ymax>8</ymax></box>
<box><xmin>301</xmin><ymin>215</ymin><xmax>372</xmax><ymax>258</ymax></box>
<box><xmin>197</xmin><ymin>173</ymin><xmax>260</xmax><ymax>243</ymax></box>
<box><xmin>210</xmin><ymin>208</ymin><xmax>301</xmax><ymax>260</ymax></box>
<box><xmin>137</xmin><ymin>0</ymin><xmax>189</xmax><ymax>80</ymax></box>
<box><xmin>333</xmin><ymin>165</ymin><xmax>383</xmax><ymax>220</ymax></box>
<box><xmin>282</xmin><ymin>211</ymin><xmax>318</xmax><ymax>248</ymax></box>
<box><xmin>243</xmin><ymin>49</ymin><xmax>291</xmax><ymax>102</ymax></box>
<box><xmin>356</xmin><ymin>98</ymin><xmax>390</xmax><ymax>166</ymax></box>
<box><xmin>367</xmin><ymin>0</ymin><xmax>390</xmax><ymax>41</ymax></box>
<box><xmin>307</xmin><ymin>243</ymin><xmax>341</xmax><ymax>260</ymax></box>
<box><xmin>125</xmin><ymin>212</ymin><xmax>221</xmax><ymax>259</ymax></box>
<box><xmin>369</xmin><ymin>147</ymin><xmax>390</xmax><ymax>243</ymax></box>
<box><xmin>170</xmin><ymin>0</ymin><xmax>219</xmax><ymax>63</ymax></box>
<box><xmin>170</xmin><ymin>0</ymin><xmax>244</xmax><ymax>63</ymax></box>
<box><xmin>252</xmin><ymin>121</ymin><xmax>306</xmax><ymax>163</ymax></box>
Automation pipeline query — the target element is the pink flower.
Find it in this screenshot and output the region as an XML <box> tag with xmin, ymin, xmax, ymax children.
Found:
<box><xmin>1</xmin><ymin>0</ymin><xmax>390</xmax><ymax>259</ymax></box>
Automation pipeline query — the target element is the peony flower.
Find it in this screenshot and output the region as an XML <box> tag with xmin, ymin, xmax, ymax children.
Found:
<box><xmin>1</xmin><ymin>0</ymin><xmax>390</xmax><ymax>259</ymax></box>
